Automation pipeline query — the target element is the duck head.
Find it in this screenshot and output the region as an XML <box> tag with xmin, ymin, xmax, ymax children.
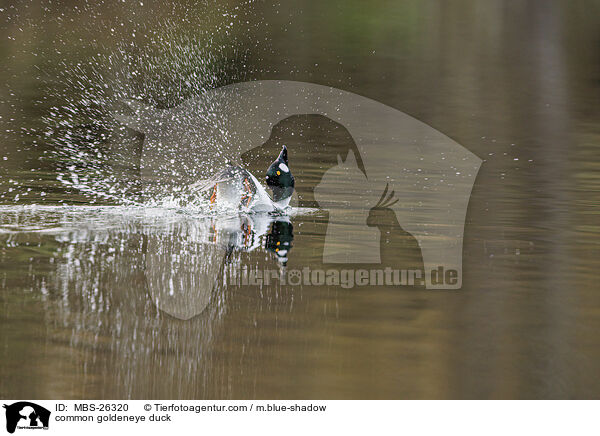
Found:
<box><xmin>265</xmin><ymin>145</ymin><xmax>295</xmax><ymax>208</ymax></box>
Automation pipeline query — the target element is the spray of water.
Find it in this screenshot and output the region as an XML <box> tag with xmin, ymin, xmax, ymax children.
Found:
<box><xmin>31</xmin><ymin>1</ymin><xmax>268</xmax><ymax>209</ymax></box>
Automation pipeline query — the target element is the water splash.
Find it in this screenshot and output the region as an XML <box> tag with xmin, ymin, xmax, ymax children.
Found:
<box><xmin>31</xmin><ymin>1</ymin><xmax>266</xmax><ymax>207</ymax></box>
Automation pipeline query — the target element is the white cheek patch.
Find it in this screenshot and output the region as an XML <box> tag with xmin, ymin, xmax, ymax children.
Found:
<box><xmin>279</xmin><ymin>163</ymin><xmax>289</xmax><ymax>172</ymax></box>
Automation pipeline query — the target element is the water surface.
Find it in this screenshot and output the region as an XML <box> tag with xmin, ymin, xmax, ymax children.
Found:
<box><xmin>1</xmin><ymin>0</ymin><xmax>599</xmax><ymax>399</ymax></box>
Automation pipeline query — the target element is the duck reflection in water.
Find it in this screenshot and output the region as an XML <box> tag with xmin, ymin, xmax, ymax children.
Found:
<box><xmin>144</xmin><ymin>212</ymin><xmax>294</xmax><ymax>320</ymax></box>
<box><xmin>264</xmin><ymin>220</ymin><xmax>294</xmax><ymax>267</ymax></box>
<box><xmin>219</xmin><ymin>214</ymin><xmax>294</xmax><ymax>265</ymax></box>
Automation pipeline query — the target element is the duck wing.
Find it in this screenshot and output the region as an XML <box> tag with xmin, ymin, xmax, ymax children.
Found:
<box><xmin>189</xmin><ymin>167</ymin><xmax>265</xmax><ymax>210</ymax></box>
<box><xmin>189</xmin><ymin>167</ymin><xmax>244</xmax><ymax>193</ymax></box>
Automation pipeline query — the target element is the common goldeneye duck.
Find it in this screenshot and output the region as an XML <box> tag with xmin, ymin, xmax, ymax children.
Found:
<box><xmin>192</xmin><ymin>146</ymin><xmax>295</xmax><ymax>213</ymax></box>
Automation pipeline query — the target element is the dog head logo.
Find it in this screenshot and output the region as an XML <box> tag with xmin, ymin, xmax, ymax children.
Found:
<box><xmin>3</xmin><ymin>402</ymin><xmax>50</xmax><ymax>434</ymax></box>
<box><xmin>114</xmin><ymin>80</ymin><xmax>481</xmax><ymax>299</ymax></box>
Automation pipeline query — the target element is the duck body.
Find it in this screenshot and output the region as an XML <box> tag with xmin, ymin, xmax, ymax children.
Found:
<box><xmin>191</xmin><ymin>146</ymin><xmax>294</xmax><ymax>213</ymax></box>
<box><xmin>206</xmin><ymin>166</ymin><xmax>277</xmax><ymax>212</ymax></box>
